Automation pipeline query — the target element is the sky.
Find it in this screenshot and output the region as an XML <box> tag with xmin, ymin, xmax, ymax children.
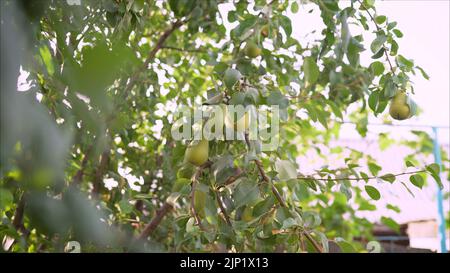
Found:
<box><xmin>285</xmin><ymin>0</ymin><xmax>449</xmax><ymax>143</ymax></box>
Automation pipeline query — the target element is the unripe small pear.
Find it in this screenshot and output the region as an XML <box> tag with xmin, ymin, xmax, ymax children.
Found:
<box><xmin>184</xmin><ymin>139</ymin><xmax>209</xmax><ymax>166</ymax></box>
<box><xmin>389</xmin><ymin>92</ymin><xmax>410</xmax><ymax>120</ymax></box>
<box><xmin>244</xmin><ymin>41</ymin><xmax>261</xmax><ymax>58</ymax></box>
<box><xmin>193</xmin><ymin>189</ymin><xmax>206</xmax><ymax>217</ymax></box>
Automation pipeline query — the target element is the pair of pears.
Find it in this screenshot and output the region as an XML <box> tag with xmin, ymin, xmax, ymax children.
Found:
<box><xmin>184</xmin><ymin>107</ymin><xmax>250</xmax><ymax>166</ymax></box>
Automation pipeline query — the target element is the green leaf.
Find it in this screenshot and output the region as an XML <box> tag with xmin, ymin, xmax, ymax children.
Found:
<box><xmin>375</xmin><ymin>15</ymin><xmax>386</xmax><ymax>24</ymax></box>
<box><xmin>39</xmin><ymin>45</ymin><xmax>55</xmax><ymax>76</ymax></box>
<box><xmin>370</xmin><ymin>35</ymin><xmax>387</xmax><ymax>53</ymax></box>
<box><xmin>387</xmin><ymin>21</ymin><xmax>398</xmax><ymax>30</ymax></box>
<box><xmin>211</xmin><ymin>155</ymin><xmax>236</xmax><ymax>185</ymax></box>
<box><xmin>291</xmin><ymin>1</ymin><xmax>299</xmax><ymax>13</ymax></box>
<box><xmin>360</xmin><ymin>171</ymin><xmax>369</xmax><ymax>183</ymax></box>
<box><xmin>396</xmin><ymin>55</ymin><xmax>414</xmax><ymax>70</ymax></box>
<box><xmin>0</xmin><ymin>188</ymin><xmax>14</xmax><ymax>211</ymax></box>
<box><xmin>227</xmin><ymin>10</ymin><xmax>236</xmax><ymax>23</ymax></box>
<box><xmin>380</xmin><ymin>173</ymin><xmax>396</xmax><ymax>183</ymax></box>
<box><xmin>392</xmin><ymin>29</ymin><xmax>403</xmax><ymax>38</ymax></box>
<box><xmin>390</xmin><ymin>39</ymin><xmax>399</xmax><ymax>56</ymax></box>
<box><xmin>386</xmin><ymin>204</ymin><xmax>401</xmax><ymax>213</ymax></box>
<box><xmin>381</xmin><ymin>216</ymin><xmax>400</xmax><ymax>233</ymax></box>
<box><xmin>383</xmin><ymin>78</ymin><xmax>397</xmax><ymax>99</ymax></box>
<box><xmin>368</xmin><ymin>91</ymin><xmax>379</xmax><ymax>113</ymax></box>
<box><xmin>335</xmin><ymin>237</ymin><xmax>356</xmax><ymax>253</ymax></box>
<box><xmin>233</xmin><ymin>179</ymin><xmax>261</xmax><ymax>208</ymax></box>
<box><xmin>370</xmin><ymin>61</ymin><xmax>385</xmax><ymax>76</ymax></box>
<box><xmin>281</xmin><ymin>218</ymin><xmax>298</xmax><ymax>229</ymax></box>
<box><xmin>426</xmin><ymin>163</ymin><xmax>443</xmax><ymax>188</ymax></box>
<box><xmin>303</xmin><ymin>57</ymin><xmax>319</xmax><ymax>85</ymax></box>
<box><xmin>405</xmin><ymin>160</ymin><xmax>415</xmax><ymax>168</ymax></box>
<box><xmin>426</xmin><ymin>163</ymin><xmax>440</xmax><ymax>175</ymax></box>
<box><xmin>409</xmin><ymin>174</ymin><xmax>424</xmax><ymax>189</ymax></box>
<box><xmin>279</xmin><ymin>15</ymin><xmax>292</xmax><ymax>37</ymax></box>
<box><xmin>415</xmin><ymin>66</ymin><xmax>430</xmax><ymax>80</ymax></box>
<box><xmin>118</xmin><ymin>199</ymin><xmax>133</xmax><ymax>214</ymax></box>
<box><xmin>365</xmin><ymin>185</ymin><xmax>381</xmax><ymax>200</ymax></box>
<box><xmin>275</xmin><ymin>159</ymin><xmax>298</xmax><ymax>181</ymax></box>
<box><xmin>368</xmin><ymin>162</ymin><xmax>382</xmax><ymax>176</ymax></box>
<box><xmin>371</xmin><ymin>48</ymin><xmax>385</xmax><ymax>59</ymax></box>
<box><xmin>267</xmin><ymin>90</ymin><xmax>289</xmax><ymax>109</ymax></box>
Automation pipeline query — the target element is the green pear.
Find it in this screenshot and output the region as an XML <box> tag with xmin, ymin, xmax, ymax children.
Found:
<box><xmin>389</xmin><ymin>92</ymin><xmax>411</xmax><ymax>120</ymax></box>
<box><xmin>223</xmin><ymin>68</ymin><xmax>241</xmax><ymax>90</ymax></box>
<box><xmin>193</xmin><ymin>189</ymin><xmax>206</xmax><ymax>217</ymax></box>
<box><xmin>244</xmin><ymin>41</ymin><xmax>262</xmax><ymax>58</ymax></box>
<box><xmin>185</xmin><ymin>139</ymin><xmax>209</xmax><ymax>166</ymax></box>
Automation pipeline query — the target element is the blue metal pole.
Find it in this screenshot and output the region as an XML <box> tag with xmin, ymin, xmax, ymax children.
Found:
<box><xmin>432</xmin><ymin>127</ymin><xmax>447</xmax><ymax>253</ymax></box>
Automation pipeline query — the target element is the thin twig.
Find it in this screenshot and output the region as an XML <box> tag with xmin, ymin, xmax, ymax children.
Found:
<box><xmin>298</xmin><ymin>170</ymin><xmax>426</xmax><ymax>182</ymax></box>
<box><xmin>244</xmin><ymin>133</ymin><xmax>287</xmax><ymax>207</ymax></box>
<box><xmin>357</xmin><ymin>0</ymin><xmax>396</xmax><ymax>75</ymax></box>
<box><xmin>214</xmin><ymin>190</ymin><xmax>233</xmax><ymax>227</ymax></box>
<box><xmin>299</xmin><ymin>232</ymin><xmax>306</xmax><ymax>252</ymax></box>
<box><xmin>303</xmin><ymin>231</ymin><xmax>323</xmax><ymax>253</ymax></box>
<box><xmin>218</xmin><ymin>167</ymin><xmax>244</xmax><ymax>188</ymax></box>
<box><xmin>12</xmin><ymin>193</ymin><xmax>29</xmax><ymax>236</ymax></box>
<box><xmin>190</xmin><ymin>161</ymin><xmax>212</xmax><ymax>231</ymax></box>
<box><xmin>161</xmin><ymin>46</ymin><xmax>207</xmax><ymax>53</ymax></box>
<box><xmin>72</xmin><ymin>145</ymin><xmax>93</xmax><ymax>185</ymax></box>
<box><xmin>122</xmin><ymin>19</ymin><xmax>184</xmax><ymax>99</ymax></box>
<box><xmin>92</xmin><ymin>149</ymin><xmax>110</xmax><ymax>196</ymax></box>
<box><xmin>138</xmin><ymin>202</ymin><xmax>173</xmax><ymax>240</ymax></box>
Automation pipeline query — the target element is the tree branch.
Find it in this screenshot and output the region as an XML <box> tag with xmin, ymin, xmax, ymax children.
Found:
<box><xmin>92</xmin><ymin>150</ymin><xmax>110</xmax><ymax>196</ymax></box>
<box><xmin>72</xmin><ymin>145</ymin><xmax>93</xmax><ymax>185</ymax></box>
<box><xmin>123</xmin><ymin>20</ymin><xmax>184</xmax><ymax>98</ymax></box>
<box><xmin>214</xmin><ymin>190</ymin><xmax>233</xmax><ymax>227</ymax></box>
<box><xmin>161</xmin><ymin>46</ymin><xmax>207</xmax><ymax>53</ymax></box>
<box><xmin>190</xmin><ymin>161</ymin><xmax>212</xmax><ymax>231</ymax></box>
<box><xmin>138</xmin><ymin>202</ymin><xmax>173</xmax><ymax>240</ymax></box>
<box><xmin>303</xmin><ymin>231</ymin><xmax>323</xmax><ymax>253</ymax></box>
<box><xmin>297</xmin><ymin>170</ymin><xmax>426</xmax><ymax>181</ymax></box>
<box><xmin>12</xmin><ymin>193</ymin><xmax>29</xmax><ymax>236</ymax></box>
<box><xmin>217</xmin><ymin>167</ymin><xmax>244</xmax><ymax>188</ymax></box>
<box><xmin>357</xmin><ymin>0</ymin><xmax>396</xmax><ymax>75</ymax></box>
<box><xmin>244</xmin><ymin>133</ymin><xmax>287</xmax><ymax>208</ymax></box>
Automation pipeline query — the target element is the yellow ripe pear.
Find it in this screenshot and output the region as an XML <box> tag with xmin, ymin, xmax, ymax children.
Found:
<box><xmin>389</xmin><ymin>92</ymin><xmax>411</xmax><ymax>120</ymax></box>
<box><xmin>244</xmin><ymin>41</ymin><xmax>261</xmax><ymax>58</ymax></box>
<box><xmin>184</xmin><ymin>139</ymin><xmax>209</xmax><ymax>166</ymax></box>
